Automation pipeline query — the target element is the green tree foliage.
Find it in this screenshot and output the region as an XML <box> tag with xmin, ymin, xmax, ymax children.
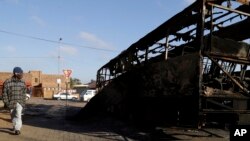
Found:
<box><xmin>70</xmin><ymin>78</ymin><xmax>82</xmax><ymax>88</ymax></box>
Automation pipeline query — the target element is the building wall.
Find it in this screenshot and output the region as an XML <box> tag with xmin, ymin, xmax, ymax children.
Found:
<box><xmin>0</xmin><ymin>72</ymin><xmax>12</xmax><ymax>81</ymax></box>
<box><xmin>0</xmin><ymin>72</ymin><xmax>32</xmax><ymax>84</ymax></box>
<box><xmin>0</xmin><ymin>72</ymin><xmax>32</xmax><ymax>96</ymax></box>
<box><xmin>0</xmin><ymin>71</ymin><xmax>66</xmax><ymax>99</ymax></box>
<box><xmin>29</xmin><ymin>71</ymin><xmax>42</xmax><ymax>86</ymax></box>
<box><xmin>42</xmin><ymin>74</ymin><xmax>66</xmax><ymax>99</ymax></box>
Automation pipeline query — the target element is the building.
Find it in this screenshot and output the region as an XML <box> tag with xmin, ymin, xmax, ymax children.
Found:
<box><xmin>72</xmin><ymin>84</ymin><xmax>89</xmax><ymax>95</ymax></box>
<box><xmin>0</xmin><ymin>70</ymin><xmax>66</xmax><ymax>99</ymax></box>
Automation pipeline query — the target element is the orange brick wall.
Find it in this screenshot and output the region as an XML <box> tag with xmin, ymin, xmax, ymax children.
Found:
<box><xmin>0</xmin><ymin>71</ymin><xmax>66</xmax><ymax>99</ymax></box>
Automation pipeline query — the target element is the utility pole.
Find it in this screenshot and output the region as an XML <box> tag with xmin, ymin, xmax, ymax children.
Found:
<box><xmin>57</xmin><ymin>38</ymin><xmax>62</xmax><ymax>93</ymax></box>
<box><xmin>58</xmin><ymin>38</ymin><xmax>62</xmax><ymax>75</ymax></box>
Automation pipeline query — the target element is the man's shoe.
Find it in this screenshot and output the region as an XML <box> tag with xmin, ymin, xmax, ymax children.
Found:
<box><xmin>11</xmin><ymin>127</ymin><xmax>15</xmax><ymax>131</ymax></box>
<box><xmin>15</xmin><ymin>130</ymin><xmax>21</xmax><ymax>135</ymax></box>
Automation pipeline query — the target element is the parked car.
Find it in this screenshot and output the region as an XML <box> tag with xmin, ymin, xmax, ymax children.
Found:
<box><xmin>53</xmin><ymin>93</ymin><xmax>78</xmax><ymax>101</ymax></box>
<box><xmin>80</xmin><ymin>89</ymin><xmax>96</xmax><ymax>102</ymax></box>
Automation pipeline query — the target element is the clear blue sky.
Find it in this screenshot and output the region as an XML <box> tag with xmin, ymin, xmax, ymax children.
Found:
<box><xmin>0</xmin><ymin>0</ymin><xmax>195</xmax><ymax>84</ymax></box>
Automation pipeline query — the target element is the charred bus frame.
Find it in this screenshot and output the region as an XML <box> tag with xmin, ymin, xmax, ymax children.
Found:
<box><xmin>96</xmin><ymin>0</ymin><xmax>250</xmax><ymax>126</ymax></box>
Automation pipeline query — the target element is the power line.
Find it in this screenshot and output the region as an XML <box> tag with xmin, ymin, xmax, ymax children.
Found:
<box><xmin>0</xmin><ymin>29</ymin><xmax>119</xmax><ymax>52</ymax></box>
<box><xmin>0</xmin><ymin>57</ymin><xmax>57</xmax><ymax>58</ymax></box>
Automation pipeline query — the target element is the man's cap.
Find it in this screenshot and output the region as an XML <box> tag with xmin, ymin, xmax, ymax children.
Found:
<box><xmin>13</xmin><ymin>67</ymin><xmax>23</xmax><ymax>74</ymax></box>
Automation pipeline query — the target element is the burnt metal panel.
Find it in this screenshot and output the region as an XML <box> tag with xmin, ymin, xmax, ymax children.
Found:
<box><xmin>206</xmin><ymin>36</ymin><xmax>250</xmax><ymax>59</ymax></box>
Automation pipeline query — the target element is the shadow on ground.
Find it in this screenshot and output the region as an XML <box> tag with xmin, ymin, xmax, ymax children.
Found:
<box><xmin>22</xmin><ymin>103</ymin><xmax>181</xmax><ymax>141</ymax></box>
<box><xmin>20</xmin><ymin>101</ymin><xmax>228</xmax><ymax>141</ymax></box>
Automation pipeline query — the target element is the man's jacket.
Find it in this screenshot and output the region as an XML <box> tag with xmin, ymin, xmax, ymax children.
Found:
<box><xmin>2</xmin><ymin>77</ymin><xmax>26</xmax><ymax>109</ymax></box>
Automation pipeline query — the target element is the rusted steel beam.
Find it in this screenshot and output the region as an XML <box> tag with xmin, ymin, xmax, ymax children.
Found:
<box><xmin>198</xmin><ymin>0</ymin><xmax>207</xmax><ymax>119</ymax></box>
<box><xmin>169</xmin><ymin>4</ymin><xmax>249</xmax><ymax>43</ymax></box>
<box><xmin>207</xmin><ymin>55</ymin><xmax>250</xmax><ymax>96</ymax></box>
<box><xmin>165</xmin><ymin>35</ymin><xmax>170</xmax><ymax>60</ymax></box>
<box><xmin>202</xmin><ymin>109</ymin><xmax>250</xmax><ymax>114</ymax></box>
<box><xmin>205</xmin><ymin>52</ymin><xmax>250</xmax><ymax>64</ymax></box>
<box><xmin>207</xmin><ymin>2</ymin><xmax>250</xmax><ymax>16</ymax></box>
<box><xmin>237</xmin><ymin>0</ymin><xmax>250</xmax><ymax>5</ymax></box>
<box><xmin>203</xmin><ymin>87</ymin><xmax>250</xmax><ymax>99</ymax></box>
<box><xmin>171</xmin><ymin>17</ymin><xmax>250</xmax><ymax>52</ymax></box>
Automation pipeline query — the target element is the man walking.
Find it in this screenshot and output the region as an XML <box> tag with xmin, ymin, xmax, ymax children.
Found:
<box><xmin>2</xmin><ymin>67</ymin><xmax>26</xmax><ymax>135</ymax></box>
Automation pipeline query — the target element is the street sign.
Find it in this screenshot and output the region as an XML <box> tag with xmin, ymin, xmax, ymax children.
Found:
<box><xmin>57</xmin><ymin>78</ymin><xmax>61</xmax><ymax>84</ymax></box>
<box><xmin>63</xmin><ymin>69</ymin><xmax>72</xmax><ymax>78</ymax></box>
<box><xmin>63</xmin><ymin>69</ymin><xmax>72</xmax><ymax>107</ymax></box>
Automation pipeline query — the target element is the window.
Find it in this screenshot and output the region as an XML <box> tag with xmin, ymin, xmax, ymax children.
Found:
<box><xmin>35</xmin><ymin>78</ymin><xmax>38</xmax><ymax>83</ymax></box>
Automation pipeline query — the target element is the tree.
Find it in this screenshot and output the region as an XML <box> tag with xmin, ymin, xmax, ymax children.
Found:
<box><xmin>70</xmin><ymin>78</ymin><xmax>82</xmax><ymax>88</ymax></box>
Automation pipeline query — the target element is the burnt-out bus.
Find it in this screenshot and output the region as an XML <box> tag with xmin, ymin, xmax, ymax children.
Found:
<box><xmin>81</xmin><ymin>0</ymin><xmax>250</xmax><ymax>128</ymax></box>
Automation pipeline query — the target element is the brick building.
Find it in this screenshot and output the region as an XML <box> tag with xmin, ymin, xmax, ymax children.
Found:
<box><xmin>0</xmin><ymin>71</ymin><xmax>66</xmax><ymax>99</ymax></box>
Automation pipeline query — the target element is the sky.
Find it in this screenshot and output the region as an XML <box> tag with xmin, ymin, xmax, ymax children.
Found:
<box><xmin>0</xmin><ymin>0</ymin><xmax>196</xmax><ymax>84</ymax></box>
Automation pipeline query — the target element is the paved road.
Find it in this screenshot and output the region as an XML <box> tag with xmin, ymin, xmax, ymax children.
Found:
<box><xmin>0</xmin><ymin>98</ymin><xmax>230</xmax><ymax>141</ymax></box>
